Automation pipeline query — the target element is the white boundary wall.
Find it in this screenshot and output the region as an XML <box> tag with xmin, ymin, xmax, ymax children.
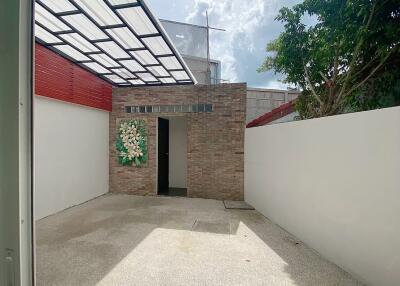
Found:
<box><xmin>35</xmin><ymin>96</ymin><xmax>109</xmax><ymax>220</ymax></box>
<box><xmin>245</xmin><ymin>106</ymin><xmax>400</xmax><ymax>286</ymax></box>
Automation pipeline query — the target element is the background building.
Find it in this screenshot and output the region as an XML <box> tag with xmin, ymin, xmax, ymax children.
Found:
<box><xmin>161</xmin><ymin>19</ymin><xmax>300</xmax><ymax>123</ymax></box>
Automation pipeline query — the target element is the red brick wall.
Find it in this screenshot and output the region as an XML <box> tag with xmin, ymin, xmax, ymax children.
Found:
<box><xmin>35</xmin><ymin>43</ymin><xmax>112</xmax><ymax>111</ymax></box>
<box><xmin>110</xmin><ymin>84</ymin><xmax>246</xmax><ymax>201</ymax></box>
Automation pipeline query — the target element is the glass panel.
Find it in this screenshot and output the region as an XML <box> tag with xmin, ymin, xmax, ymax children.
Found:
<box><xmin>147</xmin><ymin>66</ymin><xmax>169</xmax><ymax>77</ymax></box>
<box><xmin>143</xmin><ymin>36</ymin><xmax>172</xmax><ymax>55</ymax></box>
<box><xmin>111</xmin><ymin>68</ymin><xmax>135</xmax><ymax>79</ymax></box>
<box><xmin>139</xmin><ymin>106</ymin><xmax>146</xmax><ymax>113</ymax></box>
<box><xmin>205</xmin><ymin>104</ymin><xmax>213</xmax><ymax>112</ymax></box>
<box><xmin>96</xmin><ymin>41</ymin><xmax>129</xmax><ymax>59</ymax></box>
<box><xmin>82</xmin><ymin>62</ymin><xmax>109</xmax><ymax>74</ymax></box>
<box><xmin>54</xmin><ymin>45</ymin><xmax>89</xmax><ymax>61</ymax></box>
<box><xmin>35</xmin><ymin>25</ymin><xmax>62</xmax><ymax>44</ymax></box>
<box><xmin>106</xmin><ymin>27</ymin><xmax>143</xmax><ymax>49</ymax></box>
<box><xmin>73</xmin><ymin>0</ymin><xmax>122</xmax><ymax>26</ymax></box>
<box><xmin>182</xmin><ymin>105</ymin><xmax>190</xmax><ymax>113</ymax></box>
<box><xmin>191</xmin><ymin>104</ymin><xmax>198</xmax><ymax>112</ymax></box>
<box><xmin>125</xmin><ymin>106</ymin><xmax>132</xmax><ymax>113</ymax></box>
<box><xmin>41</xmin><ymin>0</ymin><xmax>77</xmax><ymax>13</ymax></box>
<box><xmin>171</xmin><ymin>71</ymin><xmax>190</xmax><ymax>80</ymax></box>
<box><xmin>117</xmin><ymin>7</ymin><xmax>157</xmax><ymax>36</ymax></box>
<box><xmin>63</xmin><ymin>14</ymin><xmax>108</xmax><ymax>40</ymax></box>
<box><xmin>146</xmin><ymin>106</ymin><xmax>153</xmax><ymax>113</ymax></box>
<box><xmin>160</xmin><ymin>105</ymin><xmax>168</xmax><ymax>112</ymax></box>
<box><xmin>120</xmin><ymin>59</ymin><xmax>145</xmax><ymax>72</ymax></box>
<box><xmin>104</xmin><ymin>74</ymin><xmax>126</xmax><ymax>83</ymax></box>
<box><xmin>129</xmin><ymin>79</ymin><xmax>145</xmax><ymax>85</ymax></box>
<box><xmin>153</xmin><ymin>105</ymin><xmax>160</xmax><ymax>113</ymax></box>
<box><xmin>174</xmin><ymin>105</ymin><xmax>182</xmax><ymax>112</ymax></box>
<box><xmin>109</xmin><ymin>0</ymin><xmax>138</xmax><ymax>5</ymax></box>
<box><xmin>167</xmin><ymin>105</ymin><xmax>175</xmax><ymax>113</ymax></box>
<box><xmin>159</xmin><ymin>56</ymin><xmax>182</xmax><ymax>70</ymax></box>
<box><xmin>60</xmin><ymin>33</ymin><xmax>99</xmax><ymax>53</ymax></box>
<box><xmin>159</xmin><ymin>77</ymin><xmax>176</xmax><ymax>84</ymax></box>
<box><xmin>137</xmin><ymin>73</ymin><xmax>157</xmax><ymax>82</ymax></box>
<box><xmin>35</xmin><ymin>4</ymin><xmax>70</xmax><ymax>32</ymax></box>
<box><xmin>90</xmin><ymin>53</ymin><xmax>119</xmax><ymax>67</ymax></box>
<box><xmin>130</xmin><ymin>50</ymin><xmax>158</xmax><ymax>65</ymax></box>
<box><xmin>198</xmin><ymin>104</ymin><xmax>205</xmax><ymax>112</ymax></box>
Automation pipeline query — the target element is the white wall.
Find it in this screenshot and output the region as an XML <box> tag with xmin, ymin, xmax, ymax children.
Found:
<box><xmin>34</xmin><ymin>96</ymin><xmax>109</xmax><ymax>220</ymax></box>
<box><xmin>245</xmin><ymin>107</ymin><xmax>400</xmax><ymax>286</ymax></box>
<box><xmin>168</xmin><ymin>116</ymin><xmax>187</xmax><ymax>188</ymax></box>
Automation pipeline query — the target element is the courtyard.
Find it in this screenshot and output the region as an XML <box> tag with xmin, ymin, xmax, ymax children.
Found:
<box><xmin>36</xmin><ymin>194</ymin><xmax>362</xmax><ymax>286</ymax></box>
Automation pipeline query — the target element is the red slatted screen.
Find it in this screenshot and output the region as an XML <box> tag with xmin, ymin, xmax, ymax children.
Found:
<box><xmin>35</xmin><ymin>43</ymin><xmax>112</xmax><ymax>112</ymax></box>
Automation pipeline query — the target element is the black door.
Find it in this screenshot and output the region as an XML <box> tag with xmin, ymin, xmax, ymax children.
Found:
<box><xmin>158</xmin><ymin>118</ymin><xmax>169</xmax><ymax>194</ymax></box>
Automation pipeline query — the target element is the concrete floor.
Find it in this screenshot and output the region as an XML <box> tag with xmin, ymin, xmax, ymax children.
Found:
<box><xmin>36</xmin><ymin>194</ymin><xmax>363</xmax><ymax>286</ymax></box>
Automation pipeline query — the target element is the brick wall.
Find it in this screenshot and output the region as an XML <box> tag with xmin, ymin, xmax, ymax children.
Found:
<box><xmin>110</xmin><ymin>83</ymin><xmax>246</xmax><ymax>200</ymax></box>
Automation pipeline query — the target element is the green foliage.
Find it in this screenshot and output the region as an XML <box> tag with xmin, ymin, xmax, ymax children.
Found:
<box><xmin>259</xmin><ymin>0</ymin><xmax>400</xmax><ymax>118</ymax></box>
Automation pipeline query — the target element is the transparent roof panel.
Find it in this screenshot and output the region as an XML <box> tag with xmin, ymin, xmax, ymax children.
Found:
<box><xmin>171</xmin><ymin>71</ymin><xmax>190</xmax><ymax>81</ymax></box>
<box><xmin>106</xmin><ymin>27</ymin><xmax>143</xmax><ymax>49</ymax></box>
<box><xmin>73</xmin><ymin>0</ymin><xmax>122</xmax><ymax>26</ymax></box>
<box><xmin>105</xmin><ymin>74</ymin><xmax>127</xmax><ymax>84</ymax></box>
<box><xmin>35</xmin><ymin>24</ymin><xmax>62</xmax><ymax>44</ymax></box>
<box><xmin>137</xmin><ymin>73</ymin><xmax>157</xmax><ymax>82</ymax></box>
<box><xmin>36</xmin><ymin>4</ymin><xmax>70</xmax><ymax>32</ymax></box>
<box><xmin>40</xmin><ymin>0</ymin><xmax>77</xmax><ymax>13</ymax></box>
<box><xmin>159</xmin><ymin>56</ymin><xmax>182</xmax><ymax>70</ymax></box>
<box><xmin>159</xmin><ymin>78</ymin><xmax>176</xmax><ymax>84</ymax></box>
<box><xmin>130</xmin><ymin>50</ymin><xmax>158</xmax><ymax>65</ymax></box>
<box><xmin>111</xmin><ymin>68</ymin><xmax>135</xmax><ymax>79</ymax></box>
<box><xmin>143</xmin><ymin>36</ymin><xmax>172</xmax><ymax>55</ymax></box>
<box><xmin>90</xmin><ymin>53</ymin><xmax>120</xmax><ymax>67</ymax></box>
<box><xmin>147</xmin><ymin>66</ymin><xmax>169</xmax><ymax>77</ymax></box>
<box><xmin>95</xmin><ymin>41</ymin><xmax>129</xmax><ymax>59</ymax></box>
<box><xmin>54</xmin><ymin>45</ymin><xmax>89</xmax><ymax>61</ymax></box>
<box><xmin>109</xmin><ymin>0</ymin><xmax>138</xmax><ymax>5</ymax></box>
<box><xmin>63</xmin><ymin>14</ymin><xmax>108</xmax><ymax>40</ymax></box>
<box><xmin>129</xmin><ymin>79</ymin><xmax>145</xmax><ymax>85</ymax></box>
<box><xmin>34</xmin><ymin>0</ymin><xmax>195</xmax><ymax>87</ymax></box>
<box><xmin>60</xmin><ymin>33</ymin><xmax>99</xmax><ymax>53</ymax></box>
<box><xmin>120</xmin><ymin>59</ymin><xmax>145</xmax><ymax>72</ymax></box>
<box><xmin>83</xmin><ymin>62</ymin><xmax>110</xmax><ymax>74</ymax></box>
<box><xmin>118</xmin><ymin>7</ymin><xmax>158</xmax><ymax>36</ymax></box>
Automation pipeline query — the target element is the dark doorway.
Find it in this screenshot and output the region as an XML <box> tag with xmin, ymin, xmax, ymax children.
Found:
<box><xmin>158</xmin><ymin>118</ymin><xmax>169</xmax><ymax>195</ymax></box>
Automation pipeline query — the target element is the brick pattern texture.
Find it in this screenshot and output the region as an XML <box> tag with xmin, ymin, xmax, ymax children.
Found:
<box><xmin>110</xmin><ymin>84</ymin><xmax>246</xmax><ymax>201</ymax></box>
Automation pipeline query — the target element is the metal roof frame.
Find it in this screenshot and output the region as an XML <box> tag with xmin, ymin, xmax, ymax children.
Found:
<box><xmin>34</xmin><ymin>0</ymin><xmax>197</xmax><ymax>87</ymax></box>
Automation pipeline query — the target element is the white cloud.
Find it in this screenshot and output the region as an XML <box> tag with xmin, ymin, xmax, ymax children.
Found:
<box><xmin>148</xmin><ymin>0</ymin><xmax>303</xmax><ymax>88</ymax></box>
<box><xmin>186</xmin><ymin>0</ymin><xmax>270</xmax><ymax>83</ymax></box>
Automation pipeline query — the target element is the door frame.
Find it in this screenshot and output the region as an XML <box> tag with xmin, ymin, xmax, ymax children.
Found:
<box><xmin>0</xmin><ymin>0</ymin><xmax>34</xmax><ymax>285</ymax></box>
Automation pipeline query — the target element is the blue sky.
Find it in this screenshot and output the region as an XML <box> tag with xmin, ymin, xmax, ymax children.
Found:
<box><xmin>146</xmin><ymin>0</ymin><xmax>302</xmax><ymax>89</ymax></box>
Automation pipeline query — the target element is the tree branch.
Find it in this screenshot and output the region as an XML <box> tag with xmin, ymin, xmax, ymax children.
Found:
<box><xmin>304</xmin><ymin>64</ymin><xmax>323</xmax><ymax>105</ymax></box>
<box><xmin>338</xmin><ymin>1</ymin><xmax>377</xmax><ymax>100</ymax></box>
<box><xmin>343</xmin><ymin>46</ymin><xmax>397</xmax><ymax>98</ymax></box>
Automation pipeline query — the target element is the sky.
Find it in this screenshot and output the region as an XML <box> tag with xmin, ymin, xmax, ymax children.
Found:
<box><xmin>146</xmin><ymin>0</ymin><xmax>303</xmax><ymax>89</ymax></box>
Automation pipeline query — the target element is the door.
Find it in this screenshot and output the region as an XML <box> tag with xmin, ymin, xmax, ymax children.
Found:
<box><xmin>158</xmin><ymin>118</ymin><xmax>169</xmax><ymax>194</ymax></box>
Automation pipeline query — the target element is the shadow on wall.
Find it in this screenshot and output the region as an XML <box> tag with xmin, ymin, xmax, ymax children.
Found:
<box><xmin>35</xmin><ymin>194</ymin><xmax>362</xmax><ymax>286</ymax></box>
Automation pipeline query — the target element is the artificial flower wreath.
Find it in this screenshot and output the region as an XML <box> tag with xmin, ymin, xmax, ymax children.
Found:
<box><xmin>116</xmin><ymin>119</ymin><xmax>148</xmax><ymax>167</ymax></box>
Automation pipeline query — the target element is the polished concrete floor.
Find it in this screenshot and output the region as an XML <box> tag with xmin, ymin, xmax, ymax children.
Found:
<box><xmin>36</xmin><ymin>194</ymin><xmax>363</xmax><ymax>286</ymax></box>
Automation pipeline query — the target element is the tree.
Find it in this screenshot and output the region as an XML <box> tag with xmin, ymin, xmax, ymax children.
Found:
<box><xmin>259</xmin><ymin>0</ymin><xmax>400</xmax><ymax>119</ymax></box>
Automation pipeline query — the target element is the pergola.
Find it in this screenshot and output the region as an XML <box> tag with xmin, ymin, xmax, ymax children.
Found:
<box><xmin>34</xmin><ymin>0</ymin><xmax>196</xmax><ymax>87</ymax></box>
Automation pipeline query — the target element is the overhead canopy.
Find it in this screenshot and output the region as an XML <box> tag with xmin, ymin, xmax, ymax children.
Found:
<box><xmin>34</xmin><ymin>0</ymin><xmax>197</xmax><ymax>87</ymax></box>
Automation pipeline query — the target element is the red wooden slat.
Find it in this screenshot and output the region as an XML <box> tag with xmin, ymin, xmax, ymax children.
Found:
<box><xmin>35</xmin><ymin>43</ymin><xmax>112</xmax><ymax>112</ymax></box>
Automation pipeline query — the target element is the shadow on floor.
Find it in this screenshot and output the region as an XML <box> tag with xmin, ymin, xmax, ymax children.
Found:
<box><xmin>35</xmin><ymin>194</ymin><xmax>363</xmax><ymax>286</ymax></box>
